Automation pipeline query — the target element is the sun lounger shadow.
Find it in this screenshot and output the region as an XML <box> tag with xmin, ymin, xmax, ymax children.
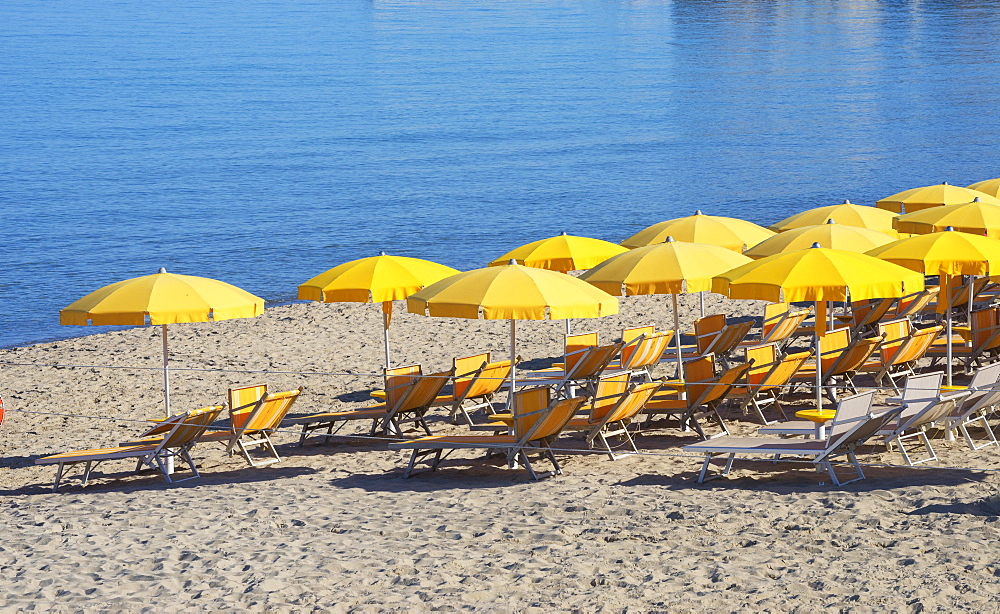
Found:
<box><xmin>907</xmin><ymin>495</ymin><xmax>1000</xmax><ymax>517</ymax></box>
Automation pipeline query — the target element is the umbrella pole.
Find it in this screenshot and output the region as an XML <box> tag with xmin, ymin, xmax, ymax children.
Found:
<box><xmin>161</xmin><ymin>323</ymin><xmax>174</xmax><ymax>475</ymax></box>
<box><xmin>815</xmin><ymin>301</ymin><xmax>827</xmax><ymax>410</ymax></box>
<box><xmin>672</xmin><ymin>294</ymin><xmax>684</xmax><ymax>387</ymax></box>
<box><xmin>565</xmin><ymin>318</ymin><xmax>571</xmax><ymax>336</ymax></box>
<box><xmin>508</xmin><ymin>319</ymin><xmax>517</xmax><ymax>412</ymax></box>
<box><xmin>699</xmin><ymin>292</ymin><xmax>705</xmax><ymax>318</ymax></box>
<box><xmin>161</xmin><ymin>324</ymin><xmax>171</xmax><ymax>418</ymax></box>
<box><xmin>382</xmin><ymin>302</ymin><xmax>392</xmax><ymax>370</ymax></box>
<box><xmin>941</xmin><ymin>275</ymin><xmax>953</xmax><ymax>386</ymax></box>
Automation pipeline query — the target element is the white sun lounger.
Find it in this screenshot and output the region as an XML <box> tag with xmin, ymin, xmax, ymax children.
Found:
<box><xmin>683</xmin><ymin>391</ymin><xmax>900</xmax><ymax>486</ymax></box>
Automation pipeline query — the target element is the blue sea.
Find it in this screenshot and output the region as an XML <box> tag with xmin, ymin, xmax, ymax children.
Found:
<box><xmin>3</xmin><ymin>0</ymin><xmax>999</xmax><ymax>348</ymax></box>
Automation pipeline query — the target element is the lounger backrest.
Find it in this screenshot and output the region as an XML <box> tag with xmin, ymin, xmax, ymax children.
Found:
<box><xmin>969</xmin><ymin>308</ymin><xmax>998</xmax><ymax>348</ymax></box>
<box><xmin>957</xmin><ymin>384</ymin><xmax>1000</xmax><ymax>419</ymax></box>
<box><xmin>695</xmin><ymin>360</ymin><xmax>754</xmax><ymax>406</ymax></box>
<box><xmin>159</xmin><ymin>406</ymin><xmax>226</xmax><ymax>449</ymax></box>
<box><xmin>521</xmin><ymin>396</ymin><xmax>588</xmax><ymax>443</ymax></box>
<box><xmin>694</xmin><ymin>314</ymin><xmax>727</xmax><ymax>353</ymax></box>
<box><xmin>829</xmin><ymin>334</ymin><xmax>883</xmax><ymax>375</ymax></box>
<box><xmin>969</xmin><ymin>362</ymin><xmax>1000</xmax><ymax>390</ymax></box>
<box><xmin>621</xmin><ymin>331</ymin><xmax>674</xmax><ymax>370</ymax></box>
<box><xmin>711</xmin><ymin>320</ymin><xmax>754</xmax><ymax>356</ymax></box>
<box><xmin>763</xmin><ymin>308</ymin><xmax>810</xmax><ymax>344</ymax></box>
<box><xmin>898</xmin><ymin>391</ymin><xmax>968</xmax><ymax>433</ymax></box>
<box><xmin>745</xmin><ymin>344</ymin><xmax>779</xmax><ymax>386</ymax></box>
<box><xmin>761</xmin><ymin>303</ymin><xmax>790</xmax><ymax>339</ymax></box>
<box><xmin>851</xmin><ymin>298</ymin><xmax>895</xmax><ymax>330</ymax></box>
<box><xmin>825</xmin><ymin>390</ymin><xmax>877</xmax><ymax>445</ymax></box>
<box><xmin>900</xmin><ymin>371</ymin><xmax>945</xmax><ymax>404</ymax></box>
<box><xmin>396</xmin><ymin>370</ymin><xmax>453</xmax><ymax>412</ymax></box>
<box><xmin>462</xmin><ymin>359</ymin><xmax>512</xmax><ymax>399</ymax></box>
<box><xmin>622</xmin><ymin>325</ymin><xmax>655</xmax><ymax>345</ymax></box>
<box><xmin>589</xmin><ymin>372</ymin><xmax>632</xmax><ymax>421</ymax></box>
<box><xmin>877</xmin><ymin>319</ymin><xmax>911</xmax><ymax>364</ymax></box>
<box><xmin>951</xmin><ymin>277</ymin><xmax>990</xmax><ymax>309</ymax></box>
<box><xmin>760</xmin><ymin>349</ymin><xmax>811</xmax><ymax>391</ymax></box>
<box><xmin>228</xmin><ymin>383</ymin><xmax>268</xmax><ymax>429</ymax></box>
<box><xmin>892</xmin><ymin>325</ymin><xmax>943</xmax><ymax>364</ymax></box>
<box><xmin>241</xmin><ymin>388</ymin><xmax>304</xmax><ymax>432</ymax></box>
<box><xmin>384</xmin><ymin>364</ymin><xmax>422</xmax><ymax>407</ymax></box>
<box><xmin>682</xmin><ymin>354</ymin><xmax>717</xmax><ymax>397</ymax></box>
<box><xmin>818</xmin><ymin>328</ymin><xmax>851</xmax><ymax>371</ymax></box>
<box><xmin>511</xmin><ymin>387</ymin><xmax>552</xmax><ymax>436</ymax></box>
<box><xmin>452</xmin><ymin>353</ymin><xmax>490</xmax><ymax>399</ymax></box>
<box><xmin>569</xmin><ymin>342</ymin><xmax>625</xmax><ymax>379</ymax></box>
<box><xmin>601</xmin><ymin>382</ymin><xmax>661</xmax><ymax>425</ymax></box>
<box><xmin>894</xmin><ymin>289</ymin><xmax>935</xmax><ymax>319</ymax></box>
<box><xmin>564</xmin><ymin>331</ymin><xmax>599</xmax><ymax>372</ymax></box>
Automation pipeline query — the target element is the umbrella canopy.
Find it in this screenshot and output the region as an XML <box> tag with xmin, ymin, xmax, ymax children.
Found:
<box><xmin>713</xmin><ymin>245</ymin><xmax>924</xmax><ymax>409</ymax></box>
<box><xmin>769</xmin><ymin>200</ymin><xmax>901</xmax><ymax>238</ymax></box>
<box><xmin>712</xmin><ymin>246</ymin><xmax>924</xmax><ymax>303</ymax></box>
<box><xmin>865</xmin><ymin>229</ymin><xmax>1000</xmax><ymax>276</ymax></box>
<box><xmin>61</xmin><ymin>268</ymin><xmax>265</xmax><ymax>416</ymax></box>
<box><xmin>866</xmin><ymin>229</ymin><xmax>1000</xmax><ymax>384</ymax></box>
<box><xmin>620</xmin><ymin>211</ymin><xmax>774</xmax><ymax>252</ymax></box>
<box><xmin>298</xmin><ymin>253</ymin><xmax>459</xmax><ymax>368</ymax></box>
<box><xmin>876</xmin><ymin>183</ymin><xmax>1000</xmax><ymax>214</ymax></box>
<box><xmin>579</xmin><ymin>238</ymin><xmax>752</xmax><ymax>378</ymax></box>
<box><xmin>580</xmin><ymin>238</ymin><xmax>753</xmax><ymax>296</ymax></box>
<box><xmin>298</xmin><ymin>253</ymin><xmax>459</xmax><ymax>303</ymax></box>
<box><xmin>409</xmin><ymin>262</ymin><xmax>618</xmax><ymax>320</ymax></box>
<box><xmin>409</xmin><ymin>262</ymin><xmax>619</xmax><ymax>407</ymax></box>
<box><xmin>968</xmin><ymin>177</ymin><xmax>1000</xmax><ymax>199</ymax></box>
<box><xmin>488</xmin><ymin>232</ymin><xmax>627</xmax><ymax>272</ymax></box>
<box><xmin>893</xmin><ymin>198</ymin><xmax>1000</xmax><ymax>239</ymax></box>
<box><xmin>745</xmin><ymin>220</ymin><xmax>895</xmax><ymax>259</ymax></box>
<box><xmin>61</xmin><ymin>269</ymin><xmax>264</xmax><ymax>325</ymax></box>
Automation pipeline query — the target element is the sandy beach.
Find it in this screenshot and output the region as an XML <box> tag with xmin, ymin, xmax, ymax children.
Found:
<box><xmin>3</xmin><ymin>294</ymin><xmax>1000</xmax><ymax>612</ymax></box>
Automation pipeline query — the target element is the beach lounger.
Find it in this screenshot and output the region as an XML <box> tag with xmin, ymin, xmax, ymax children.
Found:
<box><xmin>290</xmin><ymin>365</ymin><xmax>453</xmax><ymax>444</ymax></box>
<box><xmin>389</xmin><ymin>387</ymin><xmax>587</xmax><ymax>480</ymax></box>
<box><xmin>790</xmin><ymin>331</ymin><xmax>884</xmax><ymax>402</ymax></box>
<box><xmin>856</xmin><ymin>319</ymin><xmax>943</xmax><ymax>393</ymax></box>
<box><xmin>728</xmin><ymin>344</ymin><xmax>812</xmax><ymax>425</ymax></box>
<box><xmin>663</xmin><ymin>314</ymin><xmax>727</xmax><ymax>361</ymax></box>
<box><xmin>927</xmin><ymin>307</ymin><xmax>1000</xmax><ymax>374</ymax></box>
<box><xmin>944</xmin><ymin>384</ymin><xmax>1000</xmax><ymax>451</ymax></box>
<box><xmin>197</xmin><ymin>387</ymin><xmax>303</xmax><ymax>467</ymax></box>
<box><xmin>762</xmin><ymin>371</ymin><xmax>945</xmax><ymax>438</ymax></box>
<box><xmin>879</xmin><ymin>388</ymin><xmax>971</xmax><ymax>466</ymax></box>
<box><xmin>36</xmin><ymin>405</ymin><xmax>224</xmax><ymax>491</ymax></box>
<box><xmin>643</xmin><ymin>356</ymin><xmax>753</xmax><ymax>440</ymax></box>
<box><xmin>431</xmin><ymin>353</ymin><xmax>514</xmax><ymax>426</ymax></box>
<box><xmin>610</xmin><ymin>328</ymin><xmax>674</xmax><ymax>381</ymax></box>
<box><xmin>741</xmin><ymin>304</ymin><xmax>811</xmax><ymax>350</ymax></box>
<box><xmin>684</xmin><ymin>391</ymin><xmax>899</xmax><ymax>485</ymax></box>
<box><xmin>563</xmin><ymin>379</ymin><xmax>661</xmax><ymax>460</ymax></box>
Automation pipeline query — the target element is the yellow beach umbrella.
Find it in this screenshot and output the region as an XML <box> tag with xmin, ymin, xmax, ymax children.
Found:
<box><xmin>61</xmin><ymin>268</ymin><xmax>265</xmax><ymax>416</ymax></box>
<box><xmin>298</xmin><ymin>252</ymin><xmax>459</xmax><ymax>368</ymax></box>
<box><xmin>713</xmin><ymin>245</ymin><xmax>924</xmax><ymax>408</ymax></box>
<box><xmin>408</xmin><ymin>262</ymin><xmax>618</xmax><ymax>402</ymax></box>
<box><xmin>969</xmin><ymin>177</ymin><xmax>1000</xmax><ymax>200</ymax></box>
<box><xmin>621</xmin><ymin>211</ymin><xmax>775</xmax><ymax>252</ymax></box>
<box><xmin>745</xmin><ymin>220</ymin><xmax>895</xmax><ymax>259</ymax></box>
<box><xmin>579</xmin><ymin>237</ymin><xmax>753</xmax><ymax>378</ymax></box>
<box><xmin>866</xmin><ymin>229</ymin><xmax>1000</xmax><ymax>383</ymax></box>
<box><xmin>769</xmin><ymin>200</ymin><xmax>901</xmax><ymax>238</ymax></box>
<box><xmin>876</xmin><ymin>183</ymin><xmax>1000</xmax><ymax>214</ymax></box>
<box><xmin>488</xmin><ymin>232</ymin><xmax>628</xmax><ymax>272</ymax></box>
<box><xmin>894</xmin><ymin>197</ymin><xmax>1000</xmax><ymax>239</ymax></box>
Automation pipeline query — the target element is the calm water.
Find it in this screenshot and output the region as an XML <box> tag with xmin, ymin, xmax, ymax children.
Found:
<box><xmin>3</xmin><ymin>0</ymin><xmax>1000</xmax><ymax>348</ymax></box>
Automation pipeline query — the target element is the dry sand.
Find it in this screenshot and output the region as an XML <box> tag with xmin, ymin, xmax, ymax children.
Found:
<box><xmin>2</xmin><ymin>294</ymin><xmax>1000</xmax><ymax>612</ymax></box>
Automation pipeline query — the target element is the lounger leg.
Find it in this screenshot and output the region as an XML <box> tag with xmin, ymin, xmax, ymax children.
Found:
<box><xmin>403</xmin><ymin>450</ymin><xmax>420</xmax><ymax>478</ymax></box>
<box><xmin>960</xmin><ymin>415</ymin><xmax>999</xmax><ymax>450</ymax></box>
<box><xmin>81</xmin><ymin>461</ymin><xmax>94</xmax><ymax>487</ymax></box>
<box><xmin>53</xmin><ymin>463</ymin><xmax>65</xmax><ymax>492</ymax></box>
<box><xmin>430</xmin><ymin>450</ymin><xmax>443</xmax><ymax>471</ymax></box>
<box><xmin>519</xmin><ymin>450</ymin><xmax>539</xmax><ymax>481</ymax></box>
<box><xmin>544</xmin><ymin>448</ymin><xmax>563</xmax><ymax>476</ymax></box>
<box><xmin>181</xmin><ymin>448</ymin><xmax>200</xmax><ymax>478</ymax></box>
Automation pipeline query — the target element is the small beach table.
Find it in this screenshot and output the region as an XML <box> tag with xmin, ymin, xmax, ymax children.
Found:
<box><xmin>794</xmin><ymin>408</ymin><xmax>836</xmax><ymax>439</ymax></box>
